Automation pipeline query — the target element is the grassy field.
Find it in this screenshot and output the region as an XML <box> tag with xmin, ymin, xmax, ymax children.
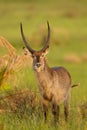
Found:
<box><xmin>0</xmin><ymin>0</ymin><xmax>87</xmax><ymax>130</ymax></box>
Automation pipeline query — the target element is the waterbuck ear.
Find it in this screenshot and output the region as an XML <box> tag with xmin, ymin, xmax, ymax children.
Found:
<box><xmin>23</xmin><ymin>47</ymin><xmax>32</xmax><ymax>56</ymax></box>
<box><xmin>42</xmin><ymin>47</ymin><xmax>49</xmax><ymax>56</ymax></box>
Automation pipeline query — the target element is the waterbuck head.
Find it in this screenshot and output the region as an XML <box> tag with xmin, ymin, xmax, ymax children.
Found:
<box><xmin>20</xmin><ymin>21</ymin><xmax>50</xmax><ymax>72</ymax></box>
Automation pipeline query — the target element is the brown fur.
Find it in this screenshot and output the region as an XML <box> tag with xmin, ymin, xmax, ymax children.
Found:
<box><xmin>33</xmin><ymin>55</ymin><xmax>71</xmax><ymax>122</ymax></box>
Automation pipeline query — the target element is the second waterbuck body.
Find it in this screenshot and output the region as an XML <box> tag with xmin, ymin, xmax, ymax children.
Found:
<box><xmin>20</xmin><ymin>21</ymin><xmax>78</xmax><ymax>122</ymax></box>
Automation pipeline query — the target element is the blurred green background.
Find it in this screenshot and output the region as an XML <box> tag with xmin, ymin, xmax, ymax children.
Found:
<box><xmin>0</xmin><ymin>0</ymin><xmax>87</xmax><ymax>48</ymax></box>
<box><xmin>0</xmin><ymin>0</ymin><xmax>87</xmax><ymax>129</ymax></box>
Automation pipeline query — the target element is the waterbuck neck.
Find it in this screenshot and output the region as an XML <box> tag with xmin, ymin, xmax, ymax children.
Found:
<box><xmin>34</xmin><ymin>59</ymin><xmax>52</xmax><ymax>78</ymax></box>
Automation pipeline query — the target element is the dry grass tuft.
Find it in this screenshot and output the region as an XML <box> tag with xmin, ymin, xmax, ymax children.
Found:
<box><xmin>0</xmin><ymin>36</ymin><xmax>32</xmax><ymax>87</ymax></box>
<box><xmin>0</xmin><ymin>88</ymin><xmax>41</xmax><ymax>117</ymax></box>
<box><xmin>0</xmin><ymin>36</ymin><xmax>16</xmax><ymax>58</ymax></box>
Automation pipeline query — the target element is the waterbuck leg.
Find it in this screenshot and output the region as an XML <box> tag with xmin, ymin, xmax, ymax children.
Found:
<box><xmin>64</xmin><ymin>104</ymin><xmax>69</xmax><ymax>121</ymax></box>
<box><xmin>64</xmin><ymin>93</ymin><xmax>70</xmax><ymax>121</ymax></box>
<box><xmin>52</xmin><ymin>103</ymin><xmax>60</xmax><ymax>123</ymax></box>
<box><xmin>42</xmin><ymin>99</ymin><xmax>48</xmax><ymax>122</ymax></box>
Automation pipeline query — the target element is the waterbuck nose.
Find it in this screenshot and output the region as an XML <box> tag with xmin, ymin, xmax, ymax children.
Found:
<box><xmin>36</xmin><ymin>63</ymin><xmax>41</xmax><ymax>67</ymax></box>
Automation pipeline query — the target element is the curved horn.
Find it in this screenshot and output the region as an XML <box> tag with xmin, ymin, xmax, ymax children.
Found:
<box><xmin>20</xmin><ymin>23</ymin><xmax>35</xmax><ymax>54</ymax></box>
<box><xmin>41</xmin><ymin>21</ymin><xmax>50</xmax><ymax>52</ymax></box>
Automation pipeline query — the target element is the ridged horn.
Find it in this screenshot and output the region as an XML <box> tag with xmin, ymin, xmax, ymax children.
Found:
<box><xmin>20</xmin><ymin>23</ymin><xmax>35</xmax><ymax>54</ymax></box>
<box><xmin>40</xmin><ymin>21</ymin><xmax>50</xmax><ymax>52</ymax></box>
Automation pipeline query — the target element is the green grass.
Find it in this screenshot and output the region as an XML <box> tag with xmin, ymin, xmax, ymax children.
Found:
<box><xmin>0</xmin><ymin>0</ymin><xmax>87</xmax><ymax>129</ymax></box>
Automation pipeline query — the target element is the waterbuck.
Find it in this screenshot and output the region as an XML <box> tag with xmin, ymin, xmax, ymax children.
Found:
<box><xmin>20</xmin><ymin>21</ymin><xmax>79</xmax><ymax>122</ymax></box>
